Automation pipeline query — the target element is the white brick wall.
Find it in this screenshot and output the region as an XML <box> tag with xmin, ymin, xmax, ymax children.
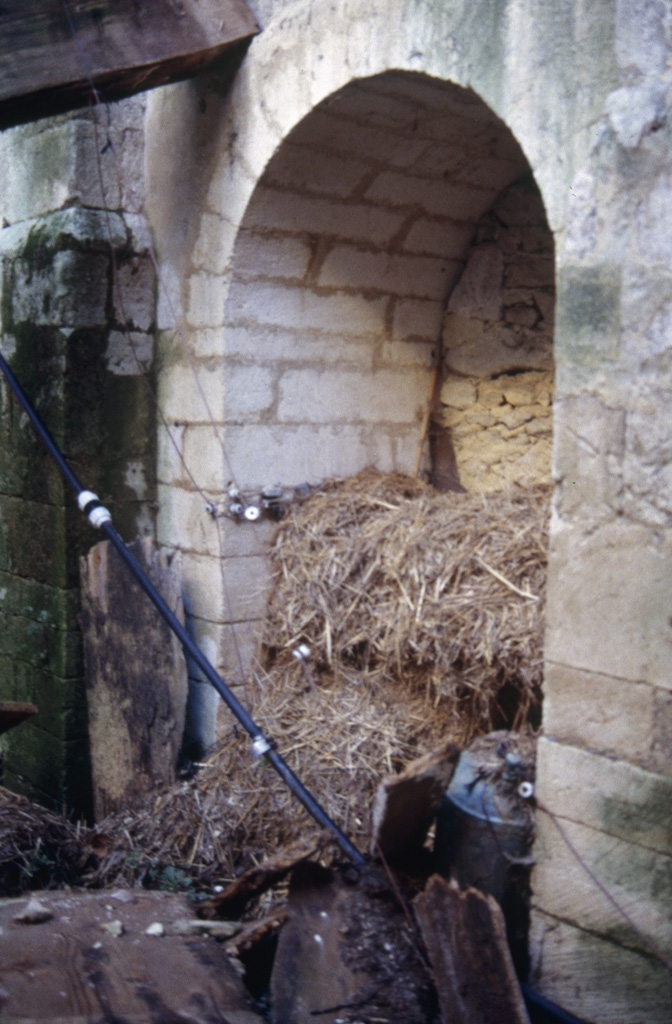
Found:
<box><xmin>317</xmin><ymin>246</ymin><xmax>461</xmax><ymax>299</ymax></box>
<box><xmin>221</xmin><ymin>326</ymin><xmax>375</xmax><ymax>366</ymax></box>
<box><xmin>276</xmin><ymin>367</ymin><xmax>427</xmax><ymax>423</ymax></box>
<box><xmin>225</xmin><ymin>280</ymin><xmax>388</xmax><ymax>335</ymax></box>
<box><xmin>243</xmin><ymin>187</ymin><xmax>406</xmax><ymax>244</ymax></box>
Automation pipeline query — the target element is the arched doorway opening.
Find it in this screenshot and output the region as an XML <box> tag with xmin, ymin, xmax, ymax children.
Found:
<box><xmin>208</xmin><ymin>70</ymin><xmax>554</xmax><ymax>763</ymax></box>
<box><xmin>221</xmin><ymin>71</ymin><xmax>554</xmax><ymax>496</ymax></box>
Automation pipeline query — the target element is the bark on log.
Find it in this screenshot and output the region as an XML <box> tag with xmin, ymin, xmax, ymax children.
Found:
<box><xmin>80</xmin><ymin>537</ymin><xmax>188</xmax><ymax>821</ymax></box>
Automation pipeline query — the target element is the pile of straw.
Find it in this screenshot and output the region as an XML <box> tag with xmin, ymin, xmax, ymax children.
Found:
<box><xmin>97</xmin><ymin>470</ymin><xmax>550</xmax><ymax>873</ymax></box>
<box><xmin>0</xmin><ymin>788</ymin><xmax>86</xmax><ymax>893</ymax></box>
<box><xmin>264</xmin><ymin>469</ymin><xmax>548</xmax><ymax>729</ymax></box>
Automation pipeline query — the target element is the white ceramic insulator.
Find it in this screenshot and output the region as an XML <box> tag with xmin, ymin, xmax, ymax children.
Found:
<box><xmin>251</xmin><ymin>735</ymin><xmax>271</xmax><ymax>758</ymax></box>
<box><xmin>88</xmin><ymin>505</ymin><xmax>112</xmax><ymax>529</ymax></box>
<box><xmin>77</xmin><ymin>490</ymin><xmax>99</xmax><ymax>511</ymax></box>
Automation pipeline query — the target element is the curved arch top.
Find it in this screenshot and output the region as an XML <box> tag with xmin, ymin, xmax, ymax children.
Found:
<box><xmin>193</xmin><ymin>0</ymin><xmax>581</xmax><ymax>263</ymax></box>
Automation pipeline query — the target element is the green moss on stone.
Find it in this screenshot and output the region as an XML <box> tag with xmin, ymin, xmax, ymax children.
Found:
<box><xmin>601</xmin><ymin>774</ymin><xmax>672</xmax><ymax>854</ymax></box>
<box><xmin>556</xmin><ymin>266</ymin><xmax>621</xmax><ymax>366</ymax></box>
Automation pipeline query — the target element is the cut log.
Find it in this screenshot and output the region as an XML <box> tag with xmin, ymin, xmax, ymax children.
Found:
<box><xmin>413</xmin><ymin>874</ymin><xmax>531</xmax><ymax>1024</ymax></box>
<box><xmin>0</xmin><ymin>0</ymin><xmax>258</xmax><ymax>130</ymax></box>
<box><xmin>80</xmin><ymin>537</ymin><xmax>188</xmax><ymax>821</ymax></box>
<box><xmin>370</xmin><ymin>739</ymin><xmax>459</xmax><ymax>860</ymax></box>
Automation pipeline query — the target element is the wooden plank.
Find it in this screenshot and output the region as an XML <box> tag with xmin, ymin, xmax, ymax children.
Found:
<box><xmin>0</xmin><ymin>0</ymin><xmax>258</xmax><ymax>130</ymax></box>
<box><xmin>370</xmin><ymin>739</ymin><xmax>459</xmax><ymax>860</ymax></box>
<box><xmin>0</xmin><ymin>889</ymin><xmax>265</xmax><ymax>1022</ymax></box>
<box><xmin>414</xmin><ymin>875</ymin><xmax>531</xmax><ymax>1024</ymax></box>
<box><xmin>79</xmin><ymin>537</ymin><xmax>189</xmax><ymax>821</ymax></box>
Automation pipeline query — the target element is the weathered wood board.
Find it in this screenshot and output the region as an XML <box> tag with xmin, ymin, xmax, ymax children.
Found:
<box><xmin>414</xmin><ymin>874</ymin><xmax>531</xmax><ymax>1024</ymax></box>
<box><xmin>80</xmin><ymin>537</ymin><xmax>189</xmax><ymax>821</ymax></box>
<box><xmin>370</xmin><ymin>739</ymin><xmax>459</xmax><ymax>860</ymax></box>
<box><xmin>0</xmin><ymin>700</ymin><xmax>37</xmax><ymax>735</ymax></box>
<box><xmin>0</xmin><ymin>889</ymin><xmax>265</xmax><ymax>1022</ymax></box>
<box><xmin>0</xmin><ymin>0</ymin><xmax>258</xmax><ymax>130</ymax></box>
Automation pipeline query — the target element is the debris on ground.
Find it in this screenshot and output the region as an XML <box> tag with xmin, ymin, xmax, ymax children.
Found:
<box><xmin>199</xmin><ymin>835</ymin><xmax>332</xmax><ymax>919</ymax></box>
<box><xmin>0</xmin><ymin>888</ymin><xmax>265</xmax><ymax>1023</ymax></box>
<box><xmin>0</xmin><ymin>787</ymin><xmax>91</xmax><ymax>893</ymax></box>
<box><xmin>0</xmin><ymin>732</ymin><xmax>537</xmax><ymax>1023</ymax></box>
<box><xmin>270</xmin><ymin>861</ymin><xmax>438</xmax><ymax>1024</ymax></box>
<box><xmin>371</xmin><ymin>739</ymin><xmax>460</xmax><ymax>862</ymax></box>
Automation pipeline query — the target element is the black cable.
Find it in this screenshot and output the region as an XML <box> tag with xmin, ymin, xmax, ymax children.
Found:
<box><xmin>521</xmin><ymin>982</ymin><xmax>590</xmax><ymax>1024</ymax></box>
<box><xmin>0</xmin><ymin>349</ymin><xmax>365</xmax><ymax>867</ymax></box>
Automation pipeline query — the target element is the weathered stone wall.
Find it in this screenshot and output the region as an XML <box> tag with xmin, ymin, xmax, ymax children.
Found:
<box><xmin>142</xmin><ymin>2</ymin><xmax>672</xmax><ymax>1019</ymax></box>
<box><xmin>0</xmin><ymin>97</ymin><xmax>156</xmax><ymax>812</ymax></box>
<box><xmin>0</xmin><ymin>1</ymin><xmax>671</xmax><ymax>1020</ymax></box>
<box><xmin>534</xmin><ymin>5</ymin><xmax>672</xmax><ymax>1014</ymax></box>
<box><xmin>438</xmin><ymin>177</ymin><xmax>554</xmax><ymax>491</ymax></box>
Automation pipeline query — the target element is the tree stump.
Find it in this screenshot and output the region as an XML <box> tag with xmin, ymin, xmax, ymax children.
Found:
<box><xmin>80</xmin><ymin>537</ymin><xmax>188</xmax><ymax>821</ymax></box>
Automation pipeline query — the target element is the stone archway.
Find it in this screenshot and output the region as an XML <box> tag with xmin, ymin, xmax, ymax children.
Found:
<box><xmin>145</xmin><ymin>4</ymin><xmax>672</xmax><ymax>1019</ymax></box>
<box><xmin>219</xmin><ymin>72</ymin><xmax>553</xmax><ymax>492</ymax></box>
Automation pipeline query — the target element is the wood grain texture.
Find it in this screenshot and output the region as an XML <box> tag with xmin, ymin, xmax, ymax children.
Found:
<box><xmin>80</xmin><ymin>537</ymin><xmax>188</xmax><ymax>821</ymax></box>
<box><xmin>0</xmin><ymin>0</ymin><xmax>257</xmax><ymax>129</ymax></box>
<box><xmin>0</xmin><ymin>889</ymin><xmax>265</xmax><ymax>1022</ymax></box>
<box><xmin>414</xmin><ymin>875</ymin><xmax>530</xmax><ymax>1024</ymax></box>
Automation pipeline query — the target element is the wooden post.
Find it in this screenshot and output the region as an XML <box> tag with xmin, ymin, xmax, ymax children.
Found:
<box><xmin>80</xmin><ymin>537</ymin><xmax>188</xmax><ymax>821</ymax></box>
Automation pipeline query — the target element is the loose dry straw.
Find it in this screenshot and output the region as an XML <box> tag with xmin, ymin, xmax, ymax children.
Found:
<box><xmin>0</xmin><ymin>471</ymin><xmax>551</xmax><ymax>889</ymax></box>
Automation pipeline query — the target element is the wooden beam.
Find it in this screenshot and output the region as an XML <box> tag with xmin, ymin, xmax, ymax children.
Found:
<box><xmin>0</xmin><ymin>0</ymin><xmax>258</xmax><ymax>130</ymax></box>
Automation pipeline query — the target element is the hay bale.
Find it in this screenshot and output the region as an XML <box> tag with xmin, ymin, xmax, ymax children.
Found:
<box><xmin>194</xmin><ymin>470</ymin><xmax>551</xmax><ymax>863</ymax></box>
